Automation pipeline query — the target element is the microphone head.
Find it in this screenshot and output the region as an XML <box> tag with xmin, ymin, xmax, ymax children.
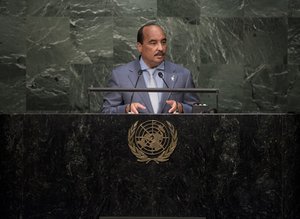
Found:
<box><xmin>158</xmin><ymin>71</ymin><xmax>169</xmax><ymax>88</ymax></box>
<box><xmin>158</xmin><ymin>71</ymin><xmax>164</xmax><ymax>78</ymax></box>
<box><xmin>138</xmin><ymin>69</ymin><xmax>143</xmax><ymax>76</ymax></box>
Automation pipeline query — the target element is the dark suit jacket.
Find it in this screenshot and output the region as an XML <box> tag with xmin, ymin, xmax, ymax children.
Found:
<box><xmin>102</xmin><ymin>59</ymin><xmax>199</xmax><ymax>114</ymax></box>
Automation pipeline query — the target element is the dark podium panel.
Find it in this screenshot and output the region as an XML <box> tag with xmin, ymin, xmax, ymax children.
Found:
<box><xmin>0</xmin><ymin>114</ymin><xmax>299</xmax><ymax>219</ymax></box>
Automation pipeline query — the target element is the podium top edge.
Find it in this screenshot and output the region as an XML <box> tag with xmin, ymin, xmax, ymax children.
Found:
<box><xmin>88</xmin><ymin>87</ymin><xmax>219</xmax><ymax>93</ymax></box>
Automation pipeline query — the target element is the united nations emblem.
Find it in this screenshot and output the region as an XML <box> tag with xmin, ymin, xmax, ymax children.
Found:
<box><xmin>128</xmin><ymin>120</ymin><xmax>178</xmax><ymax>164</ymax></box>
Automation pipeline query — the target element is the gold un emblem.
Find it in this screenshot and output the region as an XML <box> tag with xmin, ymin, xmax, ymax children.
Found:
<box><xmin>128</xmin><ymin>120</ymin><xmax>178</xmax><ymax>164</ymax></box>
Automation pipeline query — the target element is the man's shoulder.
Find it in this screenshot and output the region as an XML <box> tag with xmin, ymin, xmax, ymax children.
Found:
<box><xmin>165</xmin><ymin>60</ymin><xmax>190</xmax><ymax>73</ymax></box>
<box><xmin>113</xmin><ymin>60</ymin><xmax>139</xmax><ymax>72</ymax></box>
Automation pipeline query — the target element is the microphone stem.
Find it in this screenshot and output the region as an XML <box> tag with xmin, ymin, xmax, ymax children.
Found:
<box><xmin>128</xmin><ymin>70</ymin><xmax>143</xmax><ymax>113</ymax></box>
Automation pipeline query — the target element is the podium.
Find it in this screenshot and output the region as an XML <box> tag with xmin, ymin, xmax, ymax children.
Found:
<box><xmin>0</xmin><ymin>113</ymin><xmax>299</xmax><ymax>218</ymax></box>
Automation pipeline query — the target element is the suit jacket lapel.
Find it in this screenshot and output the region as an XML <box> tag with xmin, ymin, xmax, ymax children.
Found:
<box><xmin>128</xmin><ymin>61</ymin><xmax>153</xmax><ymax>113</ymax></box>
<box><xmin>158</xmin><ymin>61</ymin><xmax>178</xmax><ymax>113</ymax></box>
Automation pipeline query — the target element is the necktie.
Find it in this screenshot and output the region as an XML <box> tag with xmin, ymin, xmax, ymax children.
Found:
<box><xmin>147</xmin><ymin>69</ymin><xmax>159</xmax><ymax>113</ymax></box>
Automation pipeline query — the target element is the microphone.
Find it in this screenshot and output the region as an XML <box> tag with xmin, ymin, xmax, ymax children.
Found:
<box><xmin>158</xmin><ymin>71</ymin><xmax>180</xmax><ymax>113</ymax></box>
<box><xmin>128</xmin><ymin>69</ymin><xmax>143</xmax><ymax>113</ymax></box>
<box><xmin>158</xmin><ymin>71</ymin><xmax>169</xmax><ymax>88</ymax></box>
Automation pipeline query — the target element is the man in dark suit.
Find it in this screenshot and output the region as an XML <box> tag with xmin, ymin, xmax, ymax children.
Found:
<box><xmin>102</xmin><ymin>22</ymin><xmax>199</xmax><ymax>114</ymax></box>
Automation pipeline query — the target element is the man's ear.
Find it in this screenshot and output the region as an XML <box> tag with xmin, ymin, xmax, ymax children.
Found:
<box><xmin>136</xmin><ymin>42</ymin><xmax>142</xmax><ymax>53</ymax></box>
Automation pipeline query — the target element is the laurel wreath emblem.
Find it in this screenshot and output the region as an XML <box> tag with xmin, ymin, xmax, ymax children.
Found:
<box><xmin>128</xmin><ymin>120</ymin><xmax>178</xmax><ymax>164</ymax></box>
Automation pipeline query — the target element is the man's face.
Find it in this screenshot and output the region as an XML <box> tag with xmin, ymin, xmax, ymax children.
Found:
<box><xmin>137</xmin><ymin>25</ymin><xmax>167</xmax><ymax>68</ymax></box>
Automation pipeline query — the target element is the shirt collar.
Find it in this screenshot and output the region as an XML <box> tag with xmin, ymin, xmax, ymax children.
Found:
<box><xmin>139</xmin><ymin>57</ymin><xmax>165</xmax><ymax>72</ymax></box>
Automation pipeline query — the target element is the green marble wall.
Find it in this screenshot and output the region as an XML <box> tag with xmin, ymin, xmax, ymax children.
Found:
<box><xmin>0</xmin><ymin>0</ymin><xmax>300</xmax><ymax>113</ymax></box>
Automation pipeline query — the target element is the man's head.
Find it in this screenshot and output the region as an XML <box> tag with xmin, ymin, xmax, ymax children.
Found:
<box><xmin>136</xmin><ymin>23</ymin><xmax>167</xmax><ymax>68</ymax></box>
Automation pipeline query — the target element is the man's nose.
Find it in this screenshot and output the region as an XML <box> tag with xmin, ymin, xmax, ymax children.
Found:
<box><xmin>157</xmin><ymin>42</ymin><xmax>163</xmax><ymax>51</ymax></box>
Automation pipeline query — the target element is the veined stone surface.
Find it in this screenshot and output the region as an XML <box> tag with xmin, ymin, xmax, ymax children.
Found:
<box><xmin>0</xmin><ymin>0</ymin><xmax>299</xmax><ymax>113</ymax></box>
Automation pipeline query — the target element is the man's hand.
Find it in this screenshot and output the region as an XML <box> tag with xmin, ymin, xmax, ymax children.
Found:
<box><xmin>126</xmin><ymin>102</ymin><xmax>146</xmax><ymax>114</ymax></box>
<box><xmin>166</xmin><ymin>100</ymin><xmax>183</xmax><ymax>113</ymax></box>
